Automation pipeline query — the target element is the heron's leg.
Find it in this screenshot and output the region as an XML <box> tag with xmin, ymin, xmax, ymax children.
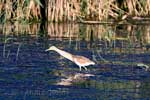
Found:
<box><xmin>79</xmin><ymin>66</ymin><xmax>82</xmax><ymax>71</ymax></box>
<box><xmin>83</xmin><ymin>66</ymin><xmax>87</xmax><ymax>71</ymax></box>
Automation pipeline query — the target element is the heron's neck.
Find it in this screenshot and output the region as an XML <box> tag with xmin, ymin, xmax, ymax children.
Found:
<box><xmin>54</xmin><ymin>48</ymin><xmax>73</xmax><ymax>61</ymax></box>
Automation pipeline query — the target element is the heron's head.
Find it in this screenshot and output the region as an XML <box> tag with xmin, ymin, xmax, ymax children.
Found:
<box><xmin>45</xmin><ymin>46</ymin><xmax>57</xmax><ymax>51</ymax></box>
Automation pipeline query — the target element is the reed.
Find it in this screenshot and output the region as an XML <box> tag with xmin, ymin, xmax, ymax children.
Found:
<box><xmin>0</xmin><ymin>0</ymin><xmax>150</xmax><ymax>22</ymax></box>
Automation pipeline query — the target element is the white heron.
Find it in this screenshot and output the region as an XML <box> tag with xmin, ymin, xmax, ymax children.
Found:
<box><xmin>45</xmin><ymin>46</ymin><xmax>95</xmax><ymax>71</ymax></box>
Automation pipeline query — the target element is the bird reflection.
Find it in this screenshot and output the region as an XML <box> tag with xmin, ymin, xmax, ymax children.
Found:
<box><xmin>56</xmin><ymin>72</ymin><xmax>94</xmax><ymax>86</ymax></box>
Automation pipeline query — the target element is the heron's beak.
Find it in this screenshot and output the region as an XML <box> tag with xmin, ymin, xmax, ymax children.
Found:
<box><xmin>45</xmin><ymin>48</ymin><xmax>50</xmax><ymax>52</ymax></box>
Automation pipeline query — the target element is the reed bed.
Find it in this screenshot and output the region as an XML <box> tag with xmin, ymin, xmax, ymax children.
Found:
<box><xmin>0</xmin><ymin>0</ymin><xmax>150</xmax><ymax>23</ymax></box>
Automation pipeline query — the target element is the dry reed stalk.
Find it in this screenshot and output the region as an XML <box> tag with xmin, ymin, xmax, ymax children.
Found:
<box><xmin>43</xmin><ymin>0</ymin><xmax>82</xmax><ymax>22</ymax></box>
<box><xmin>55</xmin><ymin>0</ymin><xmax>59</xmax><ymax>22</ymax></box>
<box><xmin>126</xmin><ymin>0</ymin><xmax>135</xmax><ymax>14</ymax></box>
<box><xmin>55</xmin><ymin>0</ymin><xmax>63</xmax><ymax>22</ymax></box>
<box><xmin>145</xmin><ymin>0</ymin><xmax>150</xmax><ymax>15</ymax></box>
<box><xmin>26</xmin><ymin>0</ymin><xmax>41</xmax><ymax>20</ymax></box>
<box><xmin>0</xmin><ymin>2</ymin><xmax>4</xmax><ymax>14</ymax></box>
<box><xmin>16</xmin><ymin>0</ymin><xmax>24</xmax><ymax>20</ymax></box>
<box><xmin>47</xmin><ymin>0</ymin><xmax>52</xmax><ymax>21</ymax></box>
<box><xmin>98</xmin><ymin>0</ymin><xmax>105</xmax><ymax>20</ymax></box>
<box><xmin>67</xmin><ymin>0</ymin><xmax>71</xmax><ymax>21</ymax></box>
<box><xmin>74</xmin><ymin>0</ymin><xmax>79</xmax><ymax>20</ymax></box>
<box><xmin>136</xmin><ymin>1</ymin><xmax>144</xmax><ymax>15</ymax></box>
<box><xmin>125</xmin><ymin>0</ymin><xmax>142</xmax><ymax>16</ymax></box>
<box><xmin>26</xmin><ymin>0</ymin><xmax>34</xmax><ymax>20</ymax></box>
<box><xmin>109</xmin><ymin>3</ymin><xmax>127</xmax><ymax>19</ymax></box>
<box><xmin>59</xmin><ymin>0</ymin><xmax>64</xmax><ymax>21</ymax></box>
<box><xmin>47</xmin><ymin>0</ymin><xmax>64</xmax><ymax>22</ymax></box>
<box><xmin>5</xmin><ymin>0</ymin><xmax>13</xmax><ymax>20</ymax></box>
<box><xmin>51</xmin><ymin>0</ymin><xmax>55</xmax><ymax>22</ymax></box>
<box><xmin>98</xmin><ymin>0</ymin><xmax>116</xmax><ymax>20</ymax></box>
<box><xmin>123</xmin><ymin>0</ymin><xmax>150</xmax><ymax>16</ymax></box>
<box><xmin>47</xmin><ymin>1</ymin><xmax>50</xmax><ymax>21</ymax></box>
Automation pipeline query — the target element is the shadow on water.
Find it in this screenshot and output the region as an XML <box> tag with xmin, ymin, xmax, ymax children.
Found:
<box><xmin>0</xmin><ymin>23</ymin><xmax>150</xmax><ymax>99</ymax></box>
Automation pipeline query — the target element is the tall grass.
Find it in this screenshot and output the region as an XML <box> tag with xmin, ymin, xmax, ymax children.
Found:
<box><xmin>0</xmin><ymin>0</ymin><xmax>150</xmax><ymax>22</ymax></box>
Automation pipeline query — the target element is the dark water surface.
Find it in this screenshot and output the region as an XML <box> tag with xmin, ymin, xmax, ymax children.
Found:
<box><xmin>0</xmin><ymin>23</ymin><xmax>150</xmax><ymax>100</ymax></box>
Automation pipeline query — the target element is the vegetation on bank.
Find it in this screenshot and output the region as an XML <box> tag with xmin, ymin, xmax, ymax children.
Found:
<box><xmin>1</xmin><ymin>0</ymin><xmax>150</xmax><ymax>23</ymax></box>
